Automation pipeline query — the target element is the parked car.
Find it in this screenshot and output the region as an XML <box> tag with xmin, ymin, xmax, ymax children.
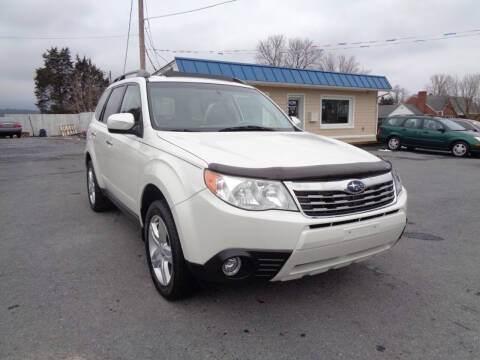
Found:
<box><xmin>0</xmin><ymin>118</ymin><xmax>22</xmax><ymax>138</ymax></box>
<box><xmin>85</xmin><ymin>70</ymin><xmax>407</xmax><ymax>300</ymax></box>
<box><xmin>451</xmin><ymin>118</ymin><xmax>480</xmax><ymax>132</ymax></box>
<box><xmin>377</xmin><ymin>115</ymin><xmax>480</xmax><ymax>157</ymax></box>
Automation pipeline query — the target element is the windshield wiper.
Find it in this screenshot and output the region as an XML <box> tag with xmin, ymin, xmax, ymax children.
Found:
<box><xmin>218</xmin><ymin>125</ymin><xmax>276</xmax><ymax>132</ymax></box>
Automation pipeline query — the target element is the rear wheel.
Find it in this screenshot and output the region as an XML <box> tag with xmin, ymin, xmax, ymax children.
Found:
<box><xmin>387</xmin><ymin>136</ymin><xmax>401</xmax><ymax>151</ymax></box>
<box><xmin>86</xmin><ymin>161</ymin><xmax>112</xmax><ymax>211</ymax></box>
<box><xmin>145</xmin><ymin>200</ymin><xmax>195</xmax><ymax>300</ymax></box>
<box><xmin>16</xmin><ymin>132</ymin><xmax>22</xmax><ymax>138</ymax></box>
<box><xmin>451</xmin><ymin>141</ymin><xmax>469</xmax><ymax>157</ymax></box>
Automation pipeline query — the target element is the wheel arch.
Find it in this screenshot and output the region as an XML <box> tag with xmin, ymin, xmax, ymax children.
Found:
<box><xmin>449</xmin><ymin>138</ymin><xmax>469</xmax><ymax>149</ymax></box>
<box><xmin>140</xmin><ymin>184</ymin><xmax>169</xmax><ymax>226</ymax></box>
<box><xmin>85</xmin><ymin>151</ymin><xmax>92</xmax><ymax>167</ymax></box>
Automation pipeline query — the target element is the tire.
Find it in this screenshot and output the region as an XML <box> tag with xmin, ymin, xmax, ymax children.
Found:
<box><xmin>145</xmin><ymin>200</ymin><xmax>195</xmax><ymax>300</ymax></box>
<box><xmin>387</xmin><ymin>136</ymin><xmax>401</xmax><ymax>151</ymax></box>
<box><xmin>17</xmin><ymin>132</ymin><xmax>22</xmax><ymax>138</ymax></box>
<box><xmin>86</xmin><ymin>161</ymin><xmax>113</xmax><ymax>211</ymax></box>
<box><xmin>451</xmin><ymin>141</ymin><xmax>469</xmax><ymax>157</ymax></box>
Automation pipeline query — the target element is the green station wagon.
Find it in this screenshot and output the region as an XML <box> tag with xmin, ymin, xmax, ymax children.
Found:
<box><xmin>377</xmin><ymin>115</ymin><xmax>480</xmax><ymax>157</ymax></box>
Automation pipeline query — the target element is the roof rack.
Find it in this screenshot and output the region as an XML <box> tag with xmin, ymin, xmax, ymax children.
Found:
<box><xmin>154</xmin><ymin>69</ymin><xmax>246</xmax><ymax>85</ymax></box>
<box><xmin>112</xmin><ymin>69</ymin><xmax>150</xmax><ymax>83</ymax></box>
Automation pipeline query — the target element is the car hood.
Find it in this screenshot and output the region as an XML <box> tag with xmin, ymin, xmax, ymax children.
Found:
<box><xmin>157</xmin><ymin>131</ymin><xmax>380</xmax><ymax>168</ymax></box>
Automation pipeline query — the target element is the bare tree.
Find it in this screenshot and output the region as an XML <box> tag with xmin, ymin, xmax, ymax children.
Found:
<box><xmin>449</xmin><ymin>74</ymin><xmax>480</xmax><ymax>117</ymax></box>
<box><xmin>255</xmin><ymin>35</ymin><xmax>286</xmax><ymax>67</ymax></box>
<box><xmin>318</xmin><ymin>53</ymin><xmax>370</xmax><ymax>74</ymax></box>
<box><xmin>283</xmin><ymin>38</ymin><xmax>322</xmax><ymax>69</ymax></box>
<box><xmin>68</xmin><ymin>56</ymin><xmax>109</xmax><ymax>113</ymax></box>
<box><xmin>391</xmin><ymin>85</ymin><xmax>407</xmax><ymax>104</ymax></box>
<box><xmin>426</xmin><ymin>74</ymin><xmax>455</xmax><ymax>96</ymax></box>
<box><xmin>255</xmin><ymin>35</ymin><xmax>369</xmax><ymax>74</ymax></box>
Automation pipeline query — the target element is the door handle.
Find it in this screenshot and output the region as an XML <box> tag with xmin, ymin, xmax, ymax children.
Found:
<box><xmin>106</xmin><ymin>140</ymin><xmax>113</xmax><ymax>146</ymax></box>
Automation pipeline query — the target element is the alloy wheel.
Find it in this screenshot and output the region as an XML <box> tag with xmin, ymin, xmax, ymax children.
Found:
<box><xmin>148</xmin><ymin>215</ymin><xmax>173</xmax><ymax>286</ymax></box>
<box><xmin>88</xmin><ymin>168</ymin><xmax>96</xmax><ymax>204</ymax></box>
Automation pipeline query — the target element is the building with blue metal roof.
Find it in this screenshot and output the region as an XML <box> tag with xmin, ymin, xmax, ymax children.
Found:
<box><xmin>158</xmin><ymin>57</ymin><xmax>392</xmax><ymax>143</ymax></box>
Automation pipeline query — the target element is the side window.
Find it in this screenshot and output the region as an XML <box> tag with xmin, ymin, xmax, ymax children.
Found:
<box><xmin>94</xmin><ymin>89</ymin><xmax>111</xmax><ymax>121</ymax></box>
<box><xmin>120</xmin><ymin>85</ymin><xmax>143</xmax><ymax>132</ymax></box>
<box><xmin>403</xmin><ymin>118</ymin><xmax>422</xmax><ymax>129</ymax></box>
<box><xmin>423</xmin><ymin>119</ymin><xmax>443</xmax><ymax>130</ymax></box>
<box><xmin>385</xmin><ymin>117</ymin><xmax>405</xmax><ymax>127</ymax></box>
<box><xmin>102</xmin><ymin>86</ymin><xmax>126</xmax><ymax>123</ymax></box>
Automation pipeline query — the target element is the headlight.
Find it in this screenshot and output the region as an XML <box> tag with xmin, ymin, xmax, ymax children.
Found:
<box><xmin>474</xmin><ymin>136</ymin><xmax>480</xmax><ymax>142</ymax></box>
<box><xmin>204</xmin><ymin>170</ymin><xmax>298</xmax><ymax>211</ymax></box>
<box><xmin>392</xmin><ymin>168</ymin><xmax>403</xmax><ymax>195</ymax></box>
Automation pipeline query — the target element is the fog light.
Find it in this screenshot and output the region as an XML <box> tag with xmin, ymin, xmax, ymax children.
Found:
<box><xmin>222</xmin><ymin>257</ymin><xmax>242</xmax><ymax>276</ymax></box>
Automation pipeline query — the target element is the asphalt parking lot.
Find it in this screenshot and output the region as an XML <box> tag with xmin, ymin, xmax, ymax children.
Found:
<box><xmin>1</xmin><ymin>137</ymin><xmax>479</xmax><ymax>360</ymax></box>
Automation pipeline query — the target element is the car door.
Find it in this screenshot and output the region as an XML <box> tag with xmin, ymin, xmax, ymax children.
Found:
<box><xmin>420</xmin><ymin>118</ymin><xmax>448</xmax><ymax>149</ymax></box>
<box><xmin>400</xmin><ymin>118</ymin><xmax>423</xmax><ymax>146</ymax></box>
<box><xmin>97</xmin><ymin>85</ymin><xmax>127</xmax><ymax>186</ymax></box>
<box><xmin>89</xmin><ymin>88</ymin><xmax>112</xmax><ymax>183</ymax></box>
<box><xmin>103</xmin><ymin>84</ymin><xmax>144</xmax><ymax>212</ymax></box>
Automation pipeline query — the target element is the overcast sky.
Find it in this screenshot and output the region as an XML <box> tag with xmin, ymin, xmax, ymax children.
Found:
<box><xmin>0</xmin><ymin>0</ymin><xmax>479</xmax><ymax>109</ymax></box>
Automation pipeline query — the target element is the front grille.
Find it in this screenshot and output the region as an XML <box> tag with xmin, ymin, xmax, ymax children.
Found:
<box><xmin>293</xmin><ymin>180</ymin><xmax>395</xmax><ymax>217</ymax></box>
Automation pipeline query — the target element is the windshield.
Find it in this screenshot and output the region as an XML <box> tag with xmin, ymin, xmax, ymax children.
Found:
<box><xmin>148</xmin><ymin>82</ymin><xmax>294</xmax><ymax>132</ymax></box>
<box><xmin>454</xmin><ymin>120</ymin><xmax>475</xmax><ymax>131</ymax></box>
<box><xmin>438</xmin><ymin>118</ymin><xmax>468</xmax><ymax>131</ymax></box>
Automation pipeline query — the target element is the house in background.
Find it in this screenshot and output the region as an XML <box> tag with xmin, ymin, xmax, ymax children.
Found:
<box><xmin>158</xmin><ymin>57</ymin><xmax>392</xmax><ymax>143</ymax></box>
<box><xmin>405</xmin><ymin>91</ymin><xmax>480</xmax><ymax>119</ymax></box>
<box><xmin>378</xmin><ymin>103</ymin><xmax>423</xmax><ymax>124</ymax></box>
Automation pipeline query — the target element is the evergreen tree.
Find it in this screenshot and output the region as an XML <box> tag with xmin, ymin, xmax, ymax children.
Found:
<box><xmin>34</xmin><ymin>47</ymin><xmax>74</xmax><ymax>113</ymax></box>
<box><xmin>34</xmin><ymin>47</ymin><xmax>109</xmax><ymax>113</ymax></box>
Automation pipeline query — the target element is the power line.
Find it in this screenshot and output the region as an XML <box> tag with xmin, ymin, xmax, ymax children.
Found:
<box><xmin>123</xmin><ymin>0</ymin><xmax>134</xmax><ymax>73</ymax></box>
<box><xmin>145</xmin><ymin>0</ymin><xmax>237</xmax><ymax>20</ymax></box>
<box><xmin>145</xmin><ymin>48</ymin><xmax>158</xmax><ymax>71</ymax></box>
<box><xmin>0</xmin><ymin>34</ymin><xmax>129</xmax><ymax>40</ymax></box>
<box><xmin>145</xmin><ymin>29</ymin><xmax>480</xmax><ymax>55</ymax></box>
<box><xmin>144</xmin><ymin>0</ymin><xmax>167</xmax><ymax>68</ymax></box>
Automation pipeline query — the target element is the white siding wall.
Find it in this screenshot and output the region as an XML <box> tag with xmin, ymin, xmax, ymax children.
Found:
<box><xmin>4</xmin><ymin>112</ymin><xmax>93</xmax><ymax>136</ymax></box>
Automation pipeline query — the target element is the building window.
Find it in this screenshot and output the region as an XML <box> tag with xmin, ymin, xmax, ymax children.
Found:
<box><xmin>320</xmin><ymin>95</ymin><xmax>355</xmax><ymax>129</ymax></box>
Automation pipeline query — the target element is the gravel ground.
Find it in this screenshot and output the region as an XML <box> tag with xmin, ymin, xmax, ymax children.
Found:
<box><xmin>0</xmin><ymin>137</ymin><xmax>479</xmax><ymax>360</ymax></box>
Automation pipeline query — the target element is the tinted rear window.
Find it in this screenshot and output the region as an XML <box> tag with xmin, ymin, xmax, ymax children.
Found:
<box><xmin>384</xmin><ymin>117</ymin><xmax>405</xmax><ymax>127</ymax></box>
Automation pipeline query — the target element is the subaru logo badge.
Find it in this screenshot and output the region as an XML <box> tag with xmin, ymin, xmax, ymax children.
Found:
<box><xmin>346</xmin><ymin>180</ymin><xmax>366</xmax><ymax>194</ymax></box>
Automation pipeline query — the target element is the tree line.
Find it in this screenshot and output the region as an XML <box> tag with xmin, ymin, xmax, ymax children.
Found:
<box><xmin>255</xmin><ymin>34</ymin><xmax>370</xmax><ymax>74</ymax></box>
<box><xmin>34</xmin><ymin>47</ymin><xmax>109</xmax><ymax>113</ymax></box>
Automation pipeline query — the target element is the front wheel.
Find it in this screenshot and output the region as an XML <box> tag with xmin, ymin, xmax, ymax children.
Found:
<box><xmin>145</xmin><ymin>200</ymin><xmax>195</xmax><ymax>300</ymax></box>
<box><xmin>86</xmin><ymin>161</ymin><xmax>112</xmax><ymax>211</ymax></box>
<box><xmin>451</xmin><ymin>141</ymin><xmax>469</xmax><ymax>157</ymax></box>
<box><xmin>387</xmin><ymin>136</ymin><xmax>401</xmax><ymax>151</ymax></box>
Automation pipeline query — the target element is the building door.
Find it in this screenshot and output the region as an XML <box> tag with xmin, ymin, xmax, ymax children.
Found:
<box><xmin>287</xmin><ymin>94</ymin><xmax>305</xmax><ymax>129</ymax></box>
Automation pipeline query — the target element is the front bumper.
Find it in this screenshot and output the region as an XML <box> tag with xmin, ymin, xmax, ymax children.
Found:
<box><xmin>174</xmin><ymin>187</ymin><xmax>407</xmax><ymax>282</ymax></box>
<box><xmin>470</xmin><ymin>143</ymin><xmax>480</xmax><ymax>154</ymax></box>
<box><xmin>0</xmin><ymin>128</ymin><xmax>22</xmax><ymax>134</ymax></box>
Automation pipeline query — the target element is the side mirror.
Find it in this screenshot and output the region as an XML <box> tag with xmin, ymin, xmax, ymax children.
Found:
<box><xmin>107</xmin><ymin>113</ymin><xmax>135</xmax><ymax>133</ymax></box>
<box><xmin>437</xmin><ymin>128</ymin><xmax>445</xmax><ymax>133</ymax></box>
<box><xmin>290</xmin><ymin>116</ymin><xmax>302</xmax><ymax>127</ymax></box>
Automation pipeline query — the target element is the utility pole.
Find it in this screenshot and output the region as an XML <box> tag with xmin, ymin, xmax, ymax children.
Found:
<box><xmin>138</xmin><ymin>0</ymin><xmax>146</xmax><ymax>70</ymax></box>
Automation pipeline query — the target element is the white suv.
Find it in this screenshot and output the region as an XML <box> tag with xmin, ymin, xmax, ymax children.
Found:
<box><xmin>85</xmin><ymin>70</ymin><xmax>407</xmax><ymax>300</ymax></box>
